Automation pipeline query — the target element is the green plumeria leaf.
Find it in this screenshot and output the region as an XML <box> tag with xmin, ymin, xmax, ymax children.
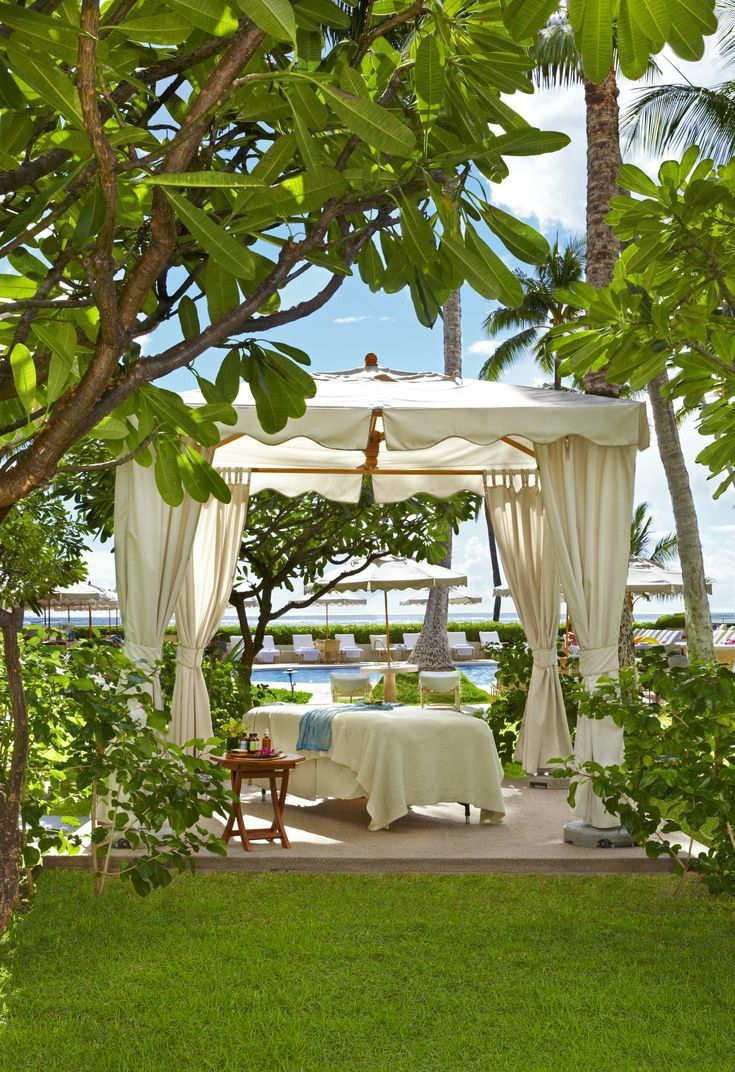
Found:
<box><xmin>164</xmin><ymin>191</ymin><xmax>255</xmax><ymax>279</ymax></box>
<box><xmin>236</xmin><ymin>0</ymin><xmax>296</xmax><ymax>41</ymax></box>
<box><xmin>320</xmin><ymin>85</ymin><xmax>416</xmax><ymax>157</ymax></box>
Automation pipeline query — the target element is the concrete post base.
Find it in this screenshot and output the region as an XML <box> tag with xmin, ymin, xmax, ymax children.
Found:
<box><xmin>563</xmin><ymin>820</ymin><xmax>635</xmax><ymax>848</ymax></box>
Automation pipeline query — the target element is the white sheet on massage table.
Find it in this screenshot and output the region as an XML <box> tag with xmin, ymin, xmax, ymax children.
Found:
<box><xmin>249</xmin><ymin>704</ymin><xmax>505</xmax><ymax>831</ymax></box>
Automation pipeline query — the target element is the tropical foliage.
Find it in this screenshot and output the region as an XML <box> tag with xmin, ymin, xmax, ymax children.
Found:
<box><xmin>480</xmin><ymin>237</ymin><xmax>585</xmax><ymax>387</ymax></box>
<box><xmin>0</xmin><ymin>635</ymin><xmax>231</xmax><ymax>901</ymax></box>
<box><xmin>548</xmin><ymin>148</ymin><xmax>735</xmax><ymax>497</ymax></box>
<box><xmin>558</xmin><ymin>651</ymin><xmax>735</xmax><ymax>896</ymax></box>
<box><xmin>0</xmin><ymin>0</ymin><xmax>574</xmax><ymax>517</ymax></box>
<box><xmin>630</xmin><ymin>501</ymin><xmax>677</xmax><ymax>564</ymax></box>
<box><xmin>622</xmin><ymin>0</ymin><xmax>735</xmax><ymax>163</ymax></box>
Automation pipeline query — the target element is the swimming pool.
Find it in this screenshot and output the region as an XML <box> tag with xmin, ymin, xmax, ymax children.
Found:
<box><xmin>252</xmin><ymin>661</ymin><xmax>498</xmax><ymax>690</ymax></box>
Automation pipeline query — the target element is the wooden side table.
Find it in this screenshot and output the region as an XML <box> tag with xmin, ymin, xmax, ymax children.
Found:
<box><xmin>316</xmin><ymin>638</ymin><xmax>341</xmax><ymax>663</ymax></box>
<box><xmin>211</xmin><ymin>754</ymin><xmax>304</xmax><ymax>851</ymax></box>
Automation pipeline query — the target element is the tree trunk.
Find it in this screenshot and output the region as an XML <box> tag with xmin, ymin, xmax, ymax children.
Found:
<box><xmin>442</xmin><ymin>287</ymin><xmax>462</xmax><ymax>377</ymax></box>
<box><xmin>648</xmin><ymin>373</ymin><xmax>713</xmax><ymax>660</ymax></box>
<box><xmin>413</xmin><ymin>534</ymin><xmax>455</xmax><ymax>671</ymax></box>
<box><xmin>583</xmin><ymin>69</ymin><xmax>622</xmax><ymax>397</ymax></box>
<box><xmin>0</xmin><ymin>606</ymin><xmax>28</xmax><ymax>937</ymax></box>
<box><xmin>618</xmin><ymin>596</ymin><xmax>636</xmax><ymax>668</ymax></box>
<box><xmin>485</xmin><ymin>507</ymin><xmax>503</xmax><ymax>622</ymax></box>
<box><xmin>415</xmin><ymin>287</ymin><xmax>461</xmax><ymax>671</ymax></box>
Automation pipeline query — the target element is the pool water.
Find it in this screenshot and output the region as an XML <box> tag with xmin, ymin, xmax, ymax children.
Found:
<box><xmin>252</xmin><ymin>661</ymin><xmax>497</xmax><ymax>691</ymax></box>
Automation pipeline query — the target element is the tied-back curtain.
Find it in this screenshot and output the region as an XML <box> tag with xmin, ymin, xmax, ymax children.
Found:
<box><xmin>171</xmin><ymin>471</ymin><xmax>250</xmax><ymax>744</ymax></box>
<box><xmin>114</xmin><ymin>455</ymin><xmax>211</xmax><ymax>709</ymax></box>
<box><xmin>484</xmin><ymin>474</ymin><xmax>572</xmax><ymax>772</ymax></box>
<box><xmin>536</xmin><ymin>437</ymin><xmax>636</xmax><ymax>828</ymax></box>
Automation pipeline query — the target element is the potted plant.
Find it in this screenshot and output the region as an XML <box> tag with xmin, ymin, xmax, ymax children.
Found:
<box><xmin>223</xmin><ymin>718</ymin><xmax>245</xmax><ymax>753</ymax></box>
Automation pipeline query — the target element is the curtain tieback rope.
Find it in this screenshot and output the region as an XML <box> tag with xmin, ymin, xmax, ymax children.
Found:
<box><xmin>531</xmin><ymin>647</ymin><xmax>557</xmax><ymax>669</ymax></box>
<box><xmin>578</xmin><ymin>645</ymin><xmax>618</xmax><ymax>679</ymax></box>
<box><xmin>175</xmin><ymin>645</ymin><xmax>204</xmax><ymax>671</ymax></box>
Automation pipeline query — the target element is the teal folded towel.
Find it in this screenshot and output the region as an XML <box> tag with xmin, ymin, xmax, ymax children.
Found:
<box><xmin>353</xmin><ymin>701</ymin><xmax>400</xmax><ymax>710</ymax></box>
<box><xmin>296</xmin><ymin>705</ymin><xmax>344</xmax><ymax>751</ymax></box>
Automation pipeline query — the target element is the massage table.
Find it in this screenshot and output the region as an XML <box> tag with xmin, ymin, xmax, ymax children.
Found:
<box><xmin>247</xmin><ymin>703</ymin><xmax>506</xmax><ymax>831</ymax></box>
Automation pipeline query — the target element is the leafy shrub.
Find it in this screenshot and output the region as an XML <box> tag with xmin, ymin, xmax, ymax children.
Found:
<box><xmin>653</xmin><ymin>613</ymin><xmax>686</xmax><ymax>629</ymax></box>
<box><xmin>159</xmin><ymin>644</ymin><xmax>311</xmax><ymax>735</ymax></box>
<box><xmin>558</xmin><ymin>651</ymin><xmax>735</xmax><ymax>896</ymax></box>
<box><xmin>1</xmin><ymin>635</ymin><xmax>230</xmax><ymax>898</ymax></box>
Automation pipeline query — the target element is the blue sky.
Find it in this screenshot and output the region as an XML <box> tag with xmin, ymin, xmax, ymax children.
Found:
<box><xmin>85</xmin><ymin>40</ymin><xmax>735</xmax><ymax>616</ymax></box>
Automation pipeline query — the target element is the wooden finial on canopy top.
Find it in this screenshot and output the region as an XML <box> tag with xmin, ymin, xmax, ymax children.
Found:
<box><xmin>364</xmin><ymin>352</ymin><xmax>378</xmax><ymax>366</ymax></box>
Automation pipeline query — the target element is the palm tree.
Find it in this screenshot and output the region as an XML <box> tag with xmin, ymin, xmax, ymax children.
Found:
<box><xmin>622</xmin><ymin>2</ymin><xmax>735</xmax><ymax>164</ymax></box>
<box><xmin>619</xmin><ymin>503</ymin><xmax>678</xmax><ymax>666</ymax></box>
<box><xmin>630</xmin><ymin>502</ymin><xmax>678</xmax><ymax>565</ymax></box>
<box><xmin>480</xmin><ymin>237</ymin><xmax>585</xmax><ymax>389</ymax></box>
<box><xmin>532</xmin><ymin>10</ymin><xmax>714</xmax><ymax>662</ymax></box>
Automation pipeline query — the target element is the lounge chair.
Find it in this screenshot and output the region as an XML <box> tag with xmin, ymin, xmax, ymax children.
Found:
<box><xmin>330</xmin><ymin>672</ymin><xmax>372</xmax><ymax>703</ymax></box>
<box><xmin>479</xmin><ymin>631</ymin><xmax>502</xmax><ymax>652</ymax></box>
<box><xmin>293</xmin><ymin>634</ymin><xmax>322</xmax><ymax>663</ymax></box>
<box><xmin>334</xmin><ymin>633</ymin><xmax>363</xmax><ymax>662</ymax></box>
<box><xmin>255</xmin><ymin>635</ymin><xmax>280</xmax><ymax>664</ymax></box>
<box><xmin>447</xmin><ymin>631</ymin><xmax>474</xmax><ymax>659</ymax></box>
<box><xmin>419</xmin><ymin>670</ymin><xmax>461</xmax><ymax>711</ymax></box>
<box><xmin>403</xmin><ymin>632</ymin><xmax>420</xmax><ymax>651</ymax></box>
<box><xmin>370</xmin><ymin>634</ymin><xmax>407</xmax><ymax>660</ymax></box>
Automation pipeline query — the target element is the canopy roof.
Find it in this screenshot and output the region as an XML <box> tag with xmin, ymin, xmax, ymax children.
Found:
<box><xmin>183</xmin><ymin>360</ymin><xmax>649</xmax><ymax>503</ymax></box>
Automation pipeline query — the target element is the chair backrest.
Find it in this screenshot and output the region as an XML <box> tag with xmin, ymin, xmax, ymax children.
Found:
<box><xmin>479</xmin><ymin>631</ymin><xmax>501</xmax><ymax>646</ymax></box>
<box><xmin>370</xmin><ymin>634</ymin><xmax>388</xmax><ymax>650</ymax></box>
<box><xmin>403</xmin><ymin>632</ymin><xmax>419</xmax><ymax>648</ymax></box>
<box><xmin>293</xmin><ymin>634</ymin><xmax>314</xmax><ymax>650</ymax></box>
<box><xmin>419</xmin><ymin>670</ymin><xmax>460</xmax><ymax>691</ymax></box>
<box><xmin>262</xmin><ymin>636</ymin><xmax>277</xmax><ymax>650</ymax></box>
<box><xmin>335</xmin><ymin>633</ymin><xmax>356</xmax><ymax>646</ymax></box>
<box><xmin>447</xmin><ymin>631</ymin><xmax>468</xmax><ymax>644</ymax></box>
<box><xmin>331</xmin><ymin>673</ymin><xmax>371</xmax><ymax>697</ymax></box>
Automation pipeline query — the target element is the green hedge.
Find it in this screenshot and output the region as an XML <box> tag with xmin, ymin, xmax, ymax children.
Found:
<box><xmin>36</xmin><ymin>620</ymin><xmax>531</xmax><ymax>644</ymax></box>
<box><xmin>652</xmin><ymin>613</ymin><xmax>686</xmax><ymax>629</ymax></box>
<box><xmin>212</xmin><ymin>620</ymin><xmax>527</xmax><ymax>645</ymax></box>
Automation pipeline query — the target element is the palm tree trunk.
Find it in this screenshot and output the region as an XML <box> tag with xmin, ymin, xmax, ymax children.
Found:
<box><xmin>584</xmin><ymin>69</ymin><xmax>622</xmax><ymax>396</ymax></box>
<box><xmin>648</xmin><ymin>373</ymin><xmax>713</xmax><ymax>660</ymax></box>
<box><xmin>414</xmin><ymin>288</ymin><xmax>461</xmax><ymax>671</ymax></box>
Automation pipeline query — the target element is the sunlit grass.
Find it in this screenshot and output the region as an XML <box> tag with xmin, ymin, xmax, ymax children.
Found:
<box><xmin>1</xmin><ymin>872</ymin><xmax>734</xmax><ymax>1072</ymax></box>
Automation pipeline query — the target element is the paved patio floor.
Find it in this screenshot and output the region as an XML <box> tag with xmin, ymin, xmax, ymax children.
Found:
<box><xmin>45</xmin><ymin>782</ymin><xmax>692</xmax><ymax>876</ymax></box>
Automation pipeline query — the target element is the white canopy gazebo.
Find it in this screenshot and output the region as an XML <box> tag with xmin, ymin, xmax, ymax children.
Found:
<box><xmin>114</xmin><ymin>359</ymin><xmax>648</xmax><ymax>830</ymax></box>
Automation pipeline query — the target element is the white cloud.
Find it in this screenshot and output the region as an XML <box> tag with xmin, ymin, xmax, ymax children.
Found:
<box><xmin>333</xmin><ymin>315</ymin><xmax>372</xmax><ymax>324</ymax></box>
<box><xmin>467</xmin><ymin>340</ymin><xmax>498</xmax><ymax>358</ymax></box>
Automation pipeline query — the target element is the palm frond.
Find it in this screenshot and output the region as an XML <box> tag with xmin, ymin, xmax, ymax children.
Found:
<box><xmin>532</xmin><ymin>15</ymin><xmax>583</xmax><ymax>89</ymax></box>
<box><xmin>622</xmin><ymin>82</ymin><xmax>735</xmax><ymax>164</ymax></box>
<box><xmin>650</xmin><ymin>532</ymin><xmax>679</xmax><ymax>565</ymax></box>
<box><xmin>717</xmin><ymin>0</ymin><xmax>735</xmax><ymax>65</ymax></box>
<box><xmin>478</xmin><ymin>328</ymin><xmax>540</xmax><ymax>380</ymax></box>
<box><xmin>483</xmin><ymin>294</ymin><xmax>549</xmax><ymax>335</ymax></box>
<box><xmin>630</xmin><ymin>502</ymin><xmax>653</xmax><ymax>557</ymax></box>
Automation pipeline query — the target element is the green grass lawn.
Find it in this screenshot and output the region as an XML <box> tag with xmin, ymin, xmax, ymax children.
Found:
<box><xmin>372</xmin><ymin>670</ymin><xmax>492</xmax><ymax>705</ymax></box>
<box><xmin>2</xmin><ymin>873</ymin><xmax>734</xmax><ymax>1072</ymax></box>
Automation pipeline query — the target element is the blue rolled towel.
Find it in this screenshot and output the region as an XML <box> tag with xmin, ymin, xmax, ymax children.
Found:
<box><xmin>296</xmin><ymin>705</ymin><xmax>344</xmax><ymax>752</ymax></box>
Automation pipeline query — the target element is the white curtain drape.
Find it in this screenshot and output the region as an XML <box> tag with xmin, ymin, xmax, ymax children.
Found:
<box><xmin>170</xmin><ymin>472</ymin><xmax>250</xmax><ymax>744</ymax></box>
<box><xmin>114</xmin><ymin>458</ymin><xmax>209</xmax><ymax>709</ymax></box>
<box><xmin>536</xmin><ymin>437</ymin><xmax>636</xmax><ymax>828</ymax></box>
<box><xmin>485</xmin><ymin>474</ymin><xmax>572</xmax><ymax>772</ymax></box>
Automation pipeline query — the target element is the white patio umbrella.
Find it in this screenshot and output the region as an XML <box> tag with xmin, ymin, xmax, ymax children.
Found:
<box><xmin>493</xmin><ymin>557</ymin><xmax>712</xmax><ymax>601</ymax></box>
<box><xmin>311</xmin><ymin>596</ymin><xmax>367</xmax><ymax>637</ymax></box>
<box><xmin>41</xmin><ymin>583</ymin><xmax>118</xmax><ymax>632</ymax></box>
<box><xmin>312</xmin><ymin>556</ymin><xmax>468</xmax><ymax>666</ymax></box>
